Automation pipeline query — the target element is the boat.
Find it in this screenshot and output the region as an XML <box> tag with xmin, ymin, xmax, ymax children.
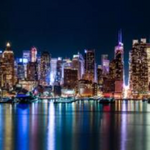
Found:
<box><xmin>99</xmin><ymin>97</ymin><xmax>115</xmax><ymax>104</ymax></box>
<box><xmin>142</xmin><ymin>98</ymin><xmax>147</xmax><ymax>102</ymax></box>
<box><xmin>15</xmin><ymin>94</ymin><xmax>38</xmax><ymax>103</ymax></box>
<box><xmin>54</xmin><ymin>97</ymin><xmax>76</xmax><ymax>103</ymax></box>
<box><xmin>0</xmin><ymin>97</ymin><xmax>13</xmax><ymax>103</ymax></box>
<box><xmin>147</xmin><ymin>98</ymin><xmax>150</xmax><ymax>103</ymax></box>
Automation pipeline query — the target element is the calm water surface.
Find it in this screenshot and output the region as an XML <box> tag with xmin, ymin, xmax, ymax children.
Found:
<box><xmin>0</xmin><ymin>100</ymin><xmax>150</xmax><ymax>150</ymax></box>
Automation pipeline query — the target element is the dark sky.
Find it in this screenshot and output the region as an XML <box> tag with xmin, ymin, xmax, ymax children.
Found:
<box><xmin>0</xmin><ymin>0</ymin><xmax>150</xmax><ymax>82</ymax></box>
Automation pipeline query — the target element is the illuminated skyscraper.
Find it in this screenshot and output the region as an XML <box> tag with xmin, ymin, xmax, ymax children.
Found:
<box><xmin>22</xmin><ymin>50</ymin><xmax>30</xmax><ymax>78</ymax></box>
<box><xmin>101</xmin><ymin>54</ymin><xmax>109</xmax><ymax>76</ymax></box>
<box><xmin>64</xmin><ymin>67</ymin><xmax>78</xmax><ymax>89</ymax></box>
<box><xmin>16</xmin><ymin>58</ymin><xmax>25</xmax><ymax>80</ymax></box>
<box><xmin>72</xmin><ymin>52</ymin><xmax>84</xmax><ymax>80</ymax></box>
<box><xmin>2</xmin><ymin>43</ymin><xmax>15</xmax><ymax>88</ymax></box>
<box><xmin>97</xmin><ymin>65</ymin><xmax>103</xmax><ymax>85</ymax></box>
<box><xmin>27</xmin><ymin>62</ymin><xmax>38</xmax><ymax>81</ymax></box>
<box><xmin>129</xmin><ymin>39</ymin><xmax>149</xmax><ymax>97</ymax></box>
<box><xmin>84</xmin><ymin>49</ymin><xmax>95</xmax><ymax>82</ymax></box>
<box><xmin>0</xmin><ymin>50</ymin><xmax>3</xmax><ymax>87</ymax></box>
<box><xmin>114</xmin><ymin>31</ymin><xmax>124</xmax><ymax>96</ymax></box>
<box><xmin>50</xmin><ymin>58</ymin><xmax>57</xmax><ymax>85</ymax></box>
<box><xmin>30</xmin><ymin>47</ymin><xmax>37</xmax><ymax>62</ymax></box>
<box><xmin>146</xmin><ymin>44</ymin><xmax>150</xmax><ymax>89</ymax></box>
<box><xmin>62</xmin><ymin>58</ymin><xmax>72</xmax><ymax>80</ymax></box>
<box><xmin>56</xmin><ymin>57</ymin><xmax>63</xmax><ymax>84</ymax></box>
<box><xmin>39</xmin><ymin>51</ymin><xmax>51</xmax><ymax>86</ymax></box>
<box><xmin>103</xmin><ymin>31</ymin><xmax>124</xmax><ymax>98</ymax></box>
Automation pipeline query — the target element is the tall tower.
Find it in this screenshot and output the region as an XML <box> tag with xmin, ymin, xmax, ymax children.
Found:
<box><xmin>84</xmin><ymin>49</ymin><xmax>95</xmax><ymax>82</ymax></box>
<box><xmin>30</xmin><ymin>47</ymin><xmax>37</xmax><ymax>62</ymax></box>
<box><xmin>40</xmin><ymin>51</ymin><xmax>51</xmax><ymax>86</ymax></box>
<box><xmin>72</xmin><ymin>52</ymin><xmax>84</xmax><ymax>80</ymax></box>
<box><xmin>129</xmin><ymin>39</ymin><xmax>148</xmax><ymax>97</ymax></box>
<box><xmin>2</xmin><ymin>43</ymin><xmax>15</xmax><ymax>89</ymax></box>
<box><xmin>114</xmin><ymin>30</ymin><xmax>124</xmax><ymax>81</ymax></box>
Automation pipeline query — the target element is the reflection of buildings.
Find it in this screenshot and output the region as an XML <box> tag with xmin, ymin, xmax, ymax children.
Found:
<box><xmin>129</xmin><ymin>39</ymin><xmax>149</xmax><ymax>98</ymax></box>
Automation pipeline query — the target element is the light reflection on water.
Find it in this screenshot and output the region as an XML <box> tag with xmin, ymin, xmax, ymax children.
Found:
<box><xmin>0</xmin><ymin>100</ymin><xmax>150</xmax><ymax>150</ymax></box>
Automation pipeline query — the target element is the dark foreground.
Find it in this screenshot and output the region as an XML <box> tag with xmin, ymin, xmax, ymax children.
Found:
<box><xmin>0</xmin><ymin>100</ymin><xmax>150</xmax><ymax>150</ymax></box>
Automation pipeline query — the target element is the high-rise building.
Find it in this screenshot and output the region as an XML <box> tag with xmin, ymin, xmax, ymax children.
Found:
<box><xmin>129</xmin><ymin>39</ymin><xmax>149</xmax><ymax>97</ymax></box>
<box><xmin>0</xmin><ymin>50</ymin><xmax>3</xmax><ymax>88</ymax></box>
<box><xmin>103</xmin><ymin>31</ymin><xmax>124</xmax><ymax>98</ymax></box>
<box><xmin>50</xmin><ymin>58</ymin><xmax>57</xmax><ymax>85</ymax></box>
<box><xmin>2</xmin><ymin>43</ymin><xmax>15</xmax><ymax>89</ymax></box>
<box><xmin>101</xmin><ymin>54</ymin><xmax>109</xmax><ymax>76</ymax></box>
<box><xmin>64</xmin><ymin>67</ymin><xmax>78</xmax><ymax>89</ymax></box>
<box><xmin>146</xmin><ymin>43</ymin><xmax>150</xmax><ymax>89</ymax></box>
<box><xmin>39</xmin><ymin>51</ymin><xmax>51</xmax><ymax>86</ymax></box>
<box><xmin>84</xmin><ymin>49</ymin><xmax>95</xmax><ymax>82</ymax></box>
<box><xmin>22</xmin><ymin>50</ymin><xmax>30</xmax><ymax>78</ymax></box>
<box><xmin>62</xmin><ymin>58</ymin><xmax>72</xmax><ymax>82</ymax></box>
<box><xmin>78</xmin><ymin>79</ymin><xmax>93</xmax><ymax>97</ymax></box>
<box><xmin>27</xmin><ymin>62</ymin><xmax>38</xmax><ymax>81</ymax></box>
<box><xmin>56</xmin><ymin>57</ymin><xmax>63</xmax><ymax>84</ymax></box>
<box><xmin>30</xmin><ymin>47</ymin><xmax>37</xmax><ymax>62</ymax></box>
<box><xmin>97</xmin><ymin>65</ymin><xmax>103</xmax><ymax>85</ymax></box>
<box><xmin>16</xmin><ymin>58</ymin><xmax>25</xmax><ymax>80</ymax></box>
<box><xmin>72</xmin><ymin>52</ymin><xmax>84</xmax><ymax>80</ymax></box>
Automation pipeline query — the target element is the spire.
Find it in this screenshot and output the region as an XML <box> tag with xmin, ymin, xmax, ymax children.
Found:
<box><xmin>118</xmin><ymin>29</ymin><xmax>122</xmax><ymax>45</ymax></box>
<box><xmin>6</xmin><ymin>42</ymin><xmax>11</xmax><ymax>50</ymax></box>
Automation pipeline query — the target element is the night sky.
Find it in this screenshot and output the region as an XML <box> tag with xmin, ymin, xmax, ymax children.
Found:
<box><xmin>0</xmin><ymin>0</ymin><xmax>150</xmax><ymax>82</ymax></box>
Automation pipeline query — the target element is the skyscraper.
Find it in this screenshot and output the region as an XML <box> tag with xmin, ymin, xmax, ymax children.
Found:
<box><xmin>114</xmin><ymin>31</ymin><xmax>124</xmax><ymax>96</ymax></box>
<box><xmin>101</xmin><ymin>54</ymin><xmax>109</xmax><ymax>76</ymax></box>
<box><xmin>146</xmin><ymin>43</ymin><xmax>150</xmax><ymax>89</ymax></box>
<box><xmin>27</xmin><ymin>62</ymin><xmax>38</xmax><ymax>81</ymax></box>
<box><xmin>0</xmin><ymin>50</ymin><xmax>3</xmax><ymax>88</ymax></box>
<box><xmin>2</xmin><ymin>43</ymin><xmax>15</xmax><ymax>89</ymax></box>
<box><xmin>50</xmin><ymin>58</ymin><xmax>57</xmax><ymax>85</ymax></box>
<box><xmin>103</xmin><ymin>31</ymin><xmax>124</xmax><ymax>98</ymax></box>
<box><xmin>84</xmin><ymin>49</ymin><xmax>95</xmax><ymax>82</ymax></box>
<box><xmin>56</xmin><ymin>57</ymin><xmax>63</xmax><ymax>84</ymax></box>
<box><xmin>64</xmin><ymin>67</ymin><xmax>78</xmax><ymax>89</ymax></box>
<box><xmin>40</xmin><ymin>51</ymin><xmax>51</xmax><ymax>86</ymax></box>
<box><xmin>72</xmin><ymin>52</ymin><xmax>84</xmax><ymax>80</ymax></box>
<box><xmin>129</xmin><ymin>39</ymin><xmax>149</xmax><ymax>98</ymax></box>
<box><xmin>30</xmin><ymin>47</ymin><xmax>37</xmax><ymax>62</ymax></box>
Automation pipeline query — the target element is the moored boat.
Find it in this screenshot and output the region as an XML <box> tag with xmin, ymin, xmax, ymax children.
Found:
<box><xmin>15</xmin><ymin>94</ymin><xmax>38</xmax><ymax>103</ymax></box>
<box><xmin>99</xmin><ymin>97</ymin><xmax>115</xmax><ymax>104</ymax></box>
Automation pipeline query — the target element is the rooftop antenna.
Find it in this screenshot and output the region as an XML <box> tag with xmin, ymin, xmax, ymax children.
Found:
<box><xmin>118</xmin><ymin>29</ymin><xmax>122</xmax><ymax>45</ymax></box>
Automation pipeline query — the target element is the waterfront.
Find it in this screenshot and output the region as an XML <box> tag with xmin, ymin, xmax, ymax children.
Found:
<box><xmin>0</xmin><ymin>100</ymin><xmax>150</xmax><ymax>150</ymax></box>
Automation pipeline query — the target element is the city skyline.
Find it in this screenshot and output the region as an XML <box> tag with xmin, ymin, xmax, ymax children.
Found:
<box><xmin>0</xmin><ymin>32</ymin><xmax>147</xmax><ymax>84</ymax></box>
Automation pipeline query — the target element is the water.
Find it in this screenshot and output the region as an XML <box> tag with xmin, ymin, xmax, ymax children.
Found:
<box><xmin>0</xmin><ymin>100</ymin><xmax>150</xmax><ymax>150</ymax></box>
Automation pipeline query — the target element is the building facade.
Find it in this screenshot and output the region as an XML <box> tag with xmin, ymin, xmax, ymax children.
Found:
<box><xmin>2</xmin><ymin>43</ymin><xmax>15</xmax><ymax>89</ymax></box>
<box><xmin>129</xmin><ymin>39</ymin><xmax>149</xmax><ymax>97</ymax></box>
<box><xmin>39</xmin><ymin>51</ymin><xmax>51</xmax><ymax>86</ymax></box>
